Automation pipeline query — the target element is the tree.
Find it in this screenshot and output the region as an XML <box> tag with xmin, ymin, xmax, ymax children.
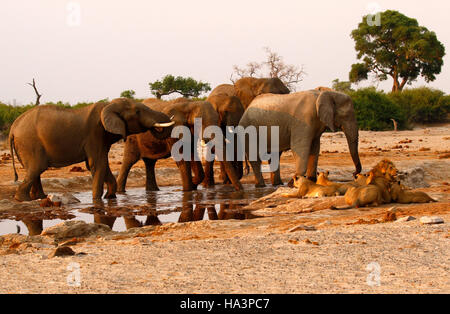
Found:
<box><xmin>349</xmin><ymin>10</ymin><xmax>445</xmax><ymax>92</ymax></box>
<box><xmin>149</xmin><ymin>75</ymin><xmax>211</xmax><ymax>99</ymax></box>
<box><xmin>120</xmin><ymin>90</ymin><xmax>136</xmax><ymax>99</ymax></box>
<box><xmin>332</xmin><ymin>79</ymin><xmax>354</xmax><ymax>93</ymax></box>
<box><xmin>232</xmin><ymin>47</ymin><xmax>305</xmax><ymax>91</ymax></box>
<box><xmin>27</xmin><ymin>78</ymin><xmax>42</xmax><ymax>106</ymax></box>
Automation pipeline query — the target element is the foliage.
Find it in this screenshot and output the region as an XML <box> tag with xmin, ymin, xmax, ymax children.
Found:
<box><xmin>349</xmin><ymin>10</ymin><xmax>445</xmax><ymax>92</ymax></box>
<box><xmin>232</xmin><ymin>47</ymin><xmax>305</xmax><ymax>91</ymax></box>
<box><xmin>149</xmin><ymin>75</ymin><xmax>211</xmax><ymax>99</ymax></box>
<box><xmin>348</xmin><ymin>87</ymin><xmax>407</xmax><ymax>131</ymax></box>
<box><xmin>331</xmin><ymin>79</ymin><xmax>354</xmax><ymax>93</ymax></box>
<box><xmin>387</xmin><ymin>87</ymin><xmax>450</xmax><ymax>123</ymax></box>
<box><xmin>120</xmin><ymin>90</ymin><xmax>136</xmax><ymax>99</ymax></box>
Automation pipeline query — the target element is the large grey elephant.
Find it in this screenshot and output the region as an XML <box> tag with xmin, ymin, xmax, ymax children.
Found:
<box><xmin>116</xmin><ymin>98</ymin><xmax>243</xmax><ymax>192</ymax></box>
<box><xmin>9</xmin><ymin>98</ymin><xmax>174</xmax><ymax>201</ymax></box>
<box><xmin>238</xmin><ymin>90</ymin><xmax>362</xmax><ymax>187</ymax></box>
<box><xmin>206</xmin><ymin>77</ymin><xmax>290</xmax><ymax>184</ymax></box>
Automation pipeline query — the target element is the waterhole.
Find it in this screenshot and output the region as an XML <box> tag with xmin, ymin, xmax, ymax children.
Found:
<box><xmin>0</xmin><ymin>184</ymin><xmax>277</xmax><ymax>236</ymax></box>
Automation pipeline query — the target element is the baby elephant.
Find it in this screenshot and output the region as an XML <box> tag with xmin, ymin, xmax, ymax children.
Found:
<box><xmin>389</xmin><ymin>181</ymin><xmax>437</xmax><ymax>203</ymax></box>
<box><xmin>9</xmin><ymin>98</ymin><xmax>174</xmax><ymax>201</ymax></box>
<box><xmin>282</xmin><ymin>175</ymin><xmax>339</xmax><ymax>198</ymax></box>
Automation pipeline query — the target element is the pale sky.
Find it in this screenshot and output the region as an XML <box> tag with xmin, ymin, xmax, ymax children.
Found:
<box><xmin>1</xmin><ymin>0</ymin><xmax>449</xmax><ymax>105</ymax></box>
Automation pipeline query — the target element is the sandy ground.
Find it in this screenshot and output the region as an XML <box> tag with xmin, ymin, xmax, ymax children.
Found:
<box><xmin>0</xmin><ymin>124</ymin><xmax>449</xmax><ymax>293</ymax></box>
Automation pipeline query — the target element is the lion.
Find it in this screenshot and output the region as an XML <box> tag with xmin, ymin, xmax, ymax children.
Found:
<box><xmin>389</xmin><ymin>181</ymin><xmax>437</xmax><ymax>203</ymax></box>
<box><xmin>370</xmin><ymin>159</ymin><xmax>398</xmax><ymax>181</ymax></box>
<box><xmin>282</xmin><ymin>175</ymin><xmax>340</xmax><ymax>198</ymax></box>
<box><xmin>331</xmin><ymin>171</ymin><xmax>383</xmax><ymax>209</ymax></box>
<box><xmin>316</xmin><ymin>171</ymin><xmax>355</xmax><ymax>195</ymax></box>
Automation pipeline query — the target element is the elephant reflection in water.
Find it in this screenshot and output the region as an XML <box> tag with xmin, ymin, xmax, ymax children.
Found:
<box><xmin>177</xmin><ymin>191</ymin><xmax>248</xmax><ymax>223</ymax></box>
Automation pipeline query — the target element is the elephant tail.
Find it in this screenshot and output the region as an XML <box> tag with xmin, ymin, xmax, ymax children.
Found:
<box><xmin>9</xmin><ymin>135</ymin><xmax>18</xmax><ymax>182</ymax></box>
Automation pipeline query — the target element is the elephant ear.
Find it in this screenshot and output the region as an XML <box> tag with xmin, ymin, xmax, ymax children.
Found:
<box><xmin>316</xmin><ymin>91</ymin><xmax>336</xmax><ymax>132</ymax></box>
<box><xmin>101</xmin><ymin>101</ymin><xmax>127</xmax><ymax>139</ymax></box>
<box><xmin>235</xmin><ymin>78</ymin><xmax>257</xmax><ymax>109</ymax></box>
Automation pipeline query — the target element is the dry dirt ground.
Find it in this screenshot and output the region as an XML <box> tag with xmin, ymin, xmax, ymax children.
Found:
<box><xmin>0</xmin><ymin>124</ymin><xmax>449</xmax><ymax>293</ymax></box>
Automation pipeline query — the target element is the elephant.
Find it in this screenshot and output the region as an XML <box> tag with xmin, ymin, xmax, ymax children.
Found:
<box><xmin>209</xmin><ymin>77</ymin><xmax>290</xmax><ymax>109</ymax></box>
<box><xmin>116</xmin><ymin>98</ymin><xmax>243</xmax><ymax>192</ymax></box>
<box><xmin>238</xmin><ymin>90</ymin><xmax>362</xmax><ymax>187</ymax></box>
<box><xmin>206</xmin><ymin>77</ymin><xmax>290</xmax><ymax>184</ymax></box>
<box><xmin>202</xmin><ymin>94</ymin><xmax>245</xmax><ymax>187</ymax></box>
<box><xmin>9</xmin><ymin>98</ymin><xmax>174</xmax><ymax>201</ymax></box>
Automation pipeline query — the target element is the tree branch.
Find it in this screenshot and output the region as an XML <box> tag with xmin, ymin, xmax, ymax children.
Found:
<box><xmin>27</xmin><ymin>78</ymin><xmax>42</xmax><ymax>106</ymax></box>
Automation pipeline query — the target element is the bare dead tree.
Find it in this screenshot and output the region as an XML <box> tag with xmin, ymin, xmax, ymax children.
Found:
<box><xmin>27</xmin><ymin>78</ymin><xmax>42</xmax><ymax>106</ymax></box>
<box><xmin>231</xmin><ymin>47</ymin><xmax>306</xmax><ymax>91</ymax></box>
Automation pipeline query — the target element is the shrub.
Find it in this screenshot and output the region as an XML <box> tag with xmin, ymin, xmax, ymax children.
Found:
<box><xmin>388</xmin><ymin>87</ymin><xmax>450</xmax><ymax>124</ymax></box>
<box><xmin>349</xmin><ymin>87</ymin><xmax>407</xmax><ymax>131</ymax></box>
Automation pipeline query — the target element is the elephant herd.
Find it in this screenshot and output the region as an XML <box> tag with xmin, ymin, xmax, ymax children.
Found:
<box><xmin>9</xmin><ymin>77</ymin><xmax>362</xmax><ymax>202</ymax></box>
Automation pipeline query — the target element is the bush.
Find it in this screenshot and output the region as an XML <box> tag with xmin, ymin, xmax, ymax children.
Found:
<box><xmin>387</xmin><ymin>87</ymin><xmax>450</xmax><ymax>124</ymax></box>
<box><xmin>348</xmin><ymin>87</ymin><xmax>407</xmax><ymax>131</ymax></box>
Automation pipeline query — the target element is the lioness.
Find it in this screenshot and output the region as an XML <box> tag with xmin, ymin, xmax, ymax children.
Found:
<box><xmin>316</xmin><ymin>171</ymin><xmax>355</xmax><ymax>195</ymax></box>
<box><xmin>282</xmin><ymin>175</ymin><xmax>339</xmax><ymax>198</ymax></box>
<box><xmin>389</xmin><ymin>181</ymin><xmax>437</xmax><ymax>203</ymax></box>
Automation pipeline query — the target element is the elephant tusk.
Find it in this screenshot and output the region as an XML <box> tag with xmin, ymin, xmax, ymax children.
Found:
<box><xmin>201</xmin><ymin>140</ymin><xmax>207</xmax><ymax>147</ymax></box>
<box><xmin>153</xmin><ymin>121</ymin><xmax>175</xmax><ymax>128</ymax></box>
<box><xmin>170</xmin><ymin>115</ymin><xmax>174</xmax><ymax>120</ymax></box>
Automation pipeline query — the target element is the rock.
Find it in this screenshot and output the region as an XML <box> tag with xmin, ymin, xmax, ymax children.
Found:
<box><xmin>47</xmin><ymin>194</ymin><xmax>62</xmax><ymax>203</ymax></box>
<box><xmin>288</xmin><ymin>225</ymin><xmax>316</xmax><ymax>232</ymax></box>
<box><xmin>395</xmin><ymin>216</ymin><xmax>416</xmax><ymax>223</ymax></box>
<box><xmin>49</xmin><ymin>246</ymin><xmax>75</xmax><ymax>258</ymax></box>
<box><xmin>397</xmin><ymin>167</ymin><xmax>429</xmax><ymax>188</ymax></box>
<box><xmin>60</xmin><ymin>193</ymin><xmax>81</xmax><ymax>205</ymax></box>
<box><xmin>420</xmin><ymin>216</ymin><xmax>444</xmax><ymax>225</ymax></box>
<box><xmin>387</xmin><ymin>207</ymin><xmax>397</xmax><ymax>213</ymax></box>
<box><xmin>41</xmin><ymin>220</ymin><xmax>111</xmax><ymax>239</ymax></box>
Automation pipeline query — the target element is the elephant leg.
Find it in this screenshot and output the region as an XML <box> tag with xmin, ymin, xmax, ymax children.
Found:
<box><xmin>103</xmin><ymin>166</ymin><xmax>117</xmax><ymax>199</ymax></box>
<box><xmin>176</xmin><ymin>160</ymin><xmax>194</xmax><ymax>191</ymax></box>
<box><xmin>221</xmin><ymin>161</ymin><xmax>243</xmax><ymax>191</ymax></box>
<box><xmin>30</xmin><ymin>175</ymin><xmax>46</xmax><ymax>200</ymax></box>
<box><xmin>15</xmin><ymin>162</ymin><xmax>46</xmax><ymax>202</ymax></box>
<box><xmin>145</xmin><ymin>215</ymin><xmax>162</xmax><ymax>226</ymax></box>
<box><xmin>191</xmin><ymin>160</ymin><xmax>205</xmax><ymax>187</ymax></box>
<box><xmin>143</xmin><ymin>158</ymin><xmax>159</xmax><ymax>191</ymax></box>
<box><xmin>270</xmin><ymin>152</ymin><xmax>283</xmax><ymax>186</ymax></box>
<box><xmin>249</xmin><ymin>158</ymin><xmax>265</xmax><ymax>187</ymax></box>
<box><xmin>193</xmin><ymin>205</ymin><xmax>206</xmax><ymax>221</ymax></box>
<box><xmin>305</xmin><ymin>137</ymin><xmax>321</xmax><ymax>182</ymax></box>
<box><xmin>219</xmin><ymin>162</ymin><xmax>230</xmax><ymax>184</ymax></box>
<box><xmin>90</xmin><ymin>157</ymin><xmax>108</xmax><ymax>200</ymax></box>
<box><xmin>117</xmin><ymin>140</ymin><xmax>140</xmax><ymax>193</ymax></box>
<box><xmin>202</xmin><ymin>160</ymin><xmax>216</xmax><ymax>188</ymax></box>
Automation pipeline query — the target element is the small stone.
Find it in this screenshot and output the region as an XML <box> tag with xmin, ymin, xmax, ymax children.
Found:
<box><xmin>420</xmin><ymin>216</ymin><xmax>444</xmax><ymax>225</ymax></box>
<box><xmin>387</xmin><ymin>207</ymin><xmax>397</xmax><ymax>213</ymax></box>
<box><xmin>49</xmin><ymin>246</ymin><xmax>75</xmax><ymax>258</ymax></box>
<box><xmin>395</xmin><ymin>216</ymin><xmax>416</xmax><ymax>223</ymax></box>
<box><xmin>47</xmin><ymin>194</ymin><xmax>62</xmax><ymax>203</ymax></box>
<box><xmin>288</xmin><ymin>225</ymin><xmax>316</xmax><ymax>232</ymax></box>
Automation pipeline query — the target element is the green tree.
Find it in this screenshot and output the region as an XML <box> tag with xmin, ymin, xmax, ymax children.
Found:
<box><xmin>149</xmin><ymin>75</ymin><xmax>211</xmax><ymax>99</ymax></box>
<box><xmin>349</xmin><ymin>10</ymin><xmax>445</xmax><ymax>92</ymax></box>
<box><xmin>120</xmin><ymin>90</ymin><xmax>136</xmax><ymax>99</ymax></box>
<box><xmin>331</xmin><ymin>79</ymin><xmax>354</xmax><ymax>93</ymax></box>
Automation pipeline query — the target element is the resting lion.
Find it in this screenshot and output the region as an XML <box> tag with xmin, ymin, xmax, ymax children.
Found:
<box><xmin>316</xmin><ymin>171</ymin><xmax>356</xmax><ymax>195</ymax></box>
<box><xmin>331</xmin><ymin>171</ymin><xmax>385</xmax><ymax>209</ymax></box>
<box><xmin>282</xmin><ymin>175</ymin><xmax>339</xmax><ymax>198</ymax></box>
<box><xmin>389</xmin><ymin>181</ymin><xmax>437</xmax><ymax>203</ymax></box>
<box><xmin>371</xmin><ymin>159</ymin><xmax>398</xmax><ymax>181</ymax></box>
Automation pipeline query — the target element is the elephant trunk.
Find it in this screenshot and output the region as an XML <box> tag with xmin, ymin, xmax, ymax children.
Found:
<box><xmin>140</xmin><ymin>108</ymin><xmax>174</xmax><ymax>140</ymax></box>
<box><xmin>342</xmin><ymin>121</ymin><xmax>362</xmax><ymax>177</ymax></box>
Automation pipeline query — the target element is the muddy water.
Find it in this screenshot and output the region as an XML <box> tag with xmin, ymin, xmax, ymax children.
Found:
<box><xmin>0</xmin><ymin>184</ymin><xmax>277</xmax><ymax>236</ymax></box>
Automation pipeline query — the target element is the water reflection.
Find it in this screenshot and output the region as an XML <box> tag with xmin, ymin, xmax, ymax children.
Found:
<box><xmin>7</xmin><ymin>184</ymin><xmax>275</xmax><ymax>236</ymax></box>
